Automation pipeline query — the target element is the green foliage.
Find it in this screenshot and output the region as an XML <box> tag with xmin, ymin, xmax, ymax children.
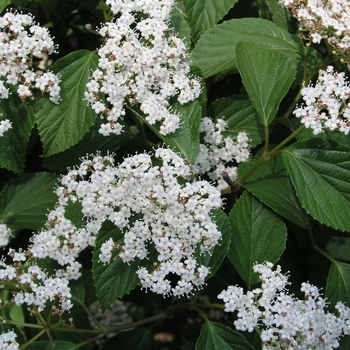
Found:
<box><xmin>0</xmin><ymin>95</ymin><xmax>35</xmax><ymax>173</ymax></box>
<box><xmin>0</xmin><ymin>172</ymin><xmax>58</xmax><ymax>230</ymax></box>
<box><xmin>1</xmin><ymin>0</ymin><xmax>350</xmax><ymax>349</ymax></box>
<box><xmin>35</xmin><ymin>50</ymin><xmax>99</xmax><ymax>156</ymax></box>
<box><xmin>192</xmin><ymin>18</ymin><xmax>303</xmax><ymax>77</ymax></box>
<box><xmin>236</xmin><ymin>42</ymin><xmax>296</xmax><ymax>126</ymax></box>
<box><xmin>92</xmin><ymin>221</ymin><xmax>142</xmax><ymax>311</ymax></box>
<box><xmin>282</xmin><ymin>138</ymin><xmax>350</xmax><ymax>232</ymax></box>
<box><xmin>196</xmin><ymin>321</ymin><xmax>255</xmax><ymax>349</ymax></box>
<box><xmin>228</xmin><ymin>192</ymin><xmax>287</xmax><ymax>287</ymax></box>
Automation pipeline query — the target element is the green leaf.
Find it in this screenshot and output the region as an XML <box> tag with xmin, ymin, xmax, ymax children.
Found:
<box><xmin>236</xmin><ymin>42</ymin><xmax>296</xmax><ymax>126</ymax></box>
<box><xmin>183</xmin><ymin>0</ymin><xmax>239</xmax><ymax>41</ymax></box>
<box><xmin>196</xmin><ymin>321</ymin><xmax>255</xmax><ymax>350</ymax></box>
<box><xmin>228</xmin><ymin>192</ymin><xmax>287</xmax><ymax>286</ymax></box>
<box><xmin>258</xmin><ymin>0</ymin><xmax>294</xmax><ymax>31</ymax></box>
<box><xmin>0</xmin><ymin>173</ymin><xmax>58</xmax><ymax>230</ymax></box>
<box><xmin>170</xmin><ymin>5</ymin><xmax>192</xmax><ymax>50</ymax></box>
<box><xmin>128</xmin><ymin>100</ymin><xmax>201</xmax><ymax>164</ymax></box>
<box><xmin>25</xmin><ymin>341</ymin><xmax>77</xmax><ymax>350</ymax></box>
<box><xmin>207</xmin><ymin>96</ymin><xmax>264</xmax><ymax>147</ymax></box>
<box><xmin>0</xmin><ymin>0</ymin><xmax>11</xmax><ymax>13</ymax></box>
<box><xmin>35</xmin><ymin>0</ymin><xmax>59</xmax><ymax>19</ymax></box>
<box><xmin>42</xmin><ymin>122</ymin><xmax>134</xmax><ymax>172</ymax></box>
<box><xmin>326</xmin><ymin>260</ymin><xmax>350</xmax><ymax>310</ymax></box>
<box><xmin>282</xmin><ymin>138</ymin><xmax>350</xmax><ymax>232</ymax></box>
<box><xmin>92</xmin><ymin>221</ymin><xmax>140</xmax><ymax>311</ymax></box>
<box><xmin>75</xmin><ymin>0</ymin><xmax>104</xmax><ymax>20</ymax></box>
<box><xmin>192</xmin><ymin>18</ymin><xmax>302</xmax><ymax>78</ymax></box>
<box><xmin>103</xmin><ymin>328</ymin><xmax>155</xmax><ymax>350</ymax></box>
<box><xmin>197</xmin><ymin>208</ymin><xmax>231</xmax><ymax>279</ymax></box>
<box><xmin>35</xmin><ymin>50</ymin><xmax>99</xmax><ymax>156</ymax></box>
<box><xmin>338</xmin><ymin>335</ymin><xmax>350</xmax><ymax>350</ymax></box>
<box><xmin>238</xmin><ymin>150</ymin><xmax>311</xmax><ymax>228</ymax></box>
<box><xmin>0</xmin><ymin>95</ymin><xmax>35</xmax><ymax>174</ymax></box>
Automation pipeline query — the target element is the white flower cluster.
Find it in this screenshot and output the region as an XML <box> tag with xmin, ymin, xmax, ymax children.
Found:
<box><xmin>193</xmin><ymin>117</ymin><xmax>251</xmax><ymax>190</ymax></box>
<box><xmin>0</xmin><ymin>249</ymin><xmax>73</xmax><ymax>313</ymax></box>
<box><xmin>84</xmin><ymin>0</ymin><xmax>201</xmax><ymax>136</ymax></box>
<box><xmin>279</xmin><ymin>0</ymin><xmax>350</xmax><ymax>60</ymax></box>
<box><xmin>0</xmin><ymin>330</ymin><xmax>19</xmax><ymax>350</ymax></box>
<box><xmin>30</xmin><ymin>148</ymin><xmax>222</xmax><ymax>298</ymax></box>
<box><xmin>0</xmin><ymin>11</ymin><xmax>60</xmax><ymax>103</ymax></box>
<box><xmin>218</xmin><ymin>262</ymin><xmax>350</xmax><ymax>350</ymax></box>
<box><xmin>0</xmin><ymin>119</ymin><xmax>12</xmax><ymax>137</ymax></box>
<box><xmin>0</xmin><ymin>223</ymin><xmax>12</xmax><ymax>246</ymax></box>
<box><xmin>294</xmin><ymin>66</ymin><xmax>350</xmax><ymax>135</ymax></box>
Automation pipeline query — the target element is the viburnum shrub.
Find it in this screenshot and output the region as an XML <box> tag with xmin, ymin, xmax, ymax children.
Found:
<box><xmin>0</xmin><ymin>0</ymin><xmax>350</xmax><ymax>349</ymax></box>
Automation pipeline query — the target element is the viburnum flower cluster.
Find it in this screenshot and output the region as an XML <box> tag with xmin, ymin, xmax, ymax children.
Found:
<box><xmin>193</xmin><ymin>117</ymin><xmax>251</xmax><ymax>190</ymax></box>
<box><xmin>84</xmin><ymin>0</ymin><xmax>201</xmax><ymax>136</ymax></box>
<box><xmin>293</xmin><ymin>66</ymin><xmax>350</xmax><ymax>135</ymax></box>
<box><xmin>218</xmin><ymin>262</ymin><xmax>350</xmax><ymax>349</ymax></box>
<box><xmin>0</xmin><ymin>249</ymin><xmax>73</xmax><ymax>314</ymax></box>
<box><xmin>30</xmin><ymin>148</ymin><xmax>222</xmax><ymax>298</ymax></box>
<box><xmin>279</xmin><ymin>0</ymin><xmax>350</xmax><ymax>61</ymax></box>
<box><xmin>0</xmin><ymin>11</ymin><xmax>60</xmax><ymax>103</ymax></box>
<box><xmin>0</xmin><ymin>330</ymin><xmax>19</xmax><ymax>350</ymax></box>
<box><xmin>0</xmin><ymin>119</ymin><xmax>12</xmax><ymax>137</ymax></box>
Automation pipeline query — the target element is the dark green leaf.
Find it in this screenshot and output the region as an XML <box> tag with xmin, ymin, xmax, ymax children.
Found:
<box><xmin>326</xmin><ymin>260</ymin><xmax>350</xmax><ymax>310</ymax></box>
<box><xmin>35</xmin><ymin>50</ymin><xmax>99</xmax><ymax>156</ymax></box>
<box><xmin>236</xmin><ymin>42</ymin><xmax>296</xmax><ymax>126</ymax></box>
<box><xmin>128</xmin><ymin>100</ymin><xmax>201</xmax><ymax>164</ymax></box>
<box><xmin>0</xmin><ymin>95</ymin><xmax>35</xmax><ymax>174</ymax></box>
<box><xmin>282</xmin><ymin>139</ymin><xmax>350</xmax><ymax>232</ymax></box>
<box><xmin>198</xmin><ymin>208</ymin><xmax>231</xmax><ymax>279</ymax></box>
<box><xmin>42</xmin><ymin>122</ymin><xmax>134</xmax><ymax>172</ymax></box>
<box><xmin>103</xmin><ymin>328</ymin><xmax>155</xmax><ymax>350</ymax></box>
<box><xmin>196</xmin><ymin>321</ymin><xmax>255</xmax><ymax>350</ymax></box>
<box><xmin>258</xmin><ymin>0</ymin><xmax>293</xmax><ymax>31</ymax></box>
<box><xmin>208</xmin><ymin>96</ymin><xmax>264</xmax><ymax>147</ymax></box>
<box><xmin>35</xmin><ymin>0</ymin><xmax>59</xmax><ymax>19</ymax></box>
<box><xmin>228</xmin><ymin>192</ymin><xmax>287</xmax><ymax>286</ymax></box>
<box><xmin>192</xmin><ymin>18</ymin><xmax>303</xmax><ymax>78</ymax></box>
<box><xmin>92</xmin><ymin>221</ymin><xmax>140</xmax><ymax>311</ymax></box>
<box><xmin>183</xmin><ymin>0</ymin><xmax>239</xmax><ymax>41</ymax></box>
<box><xmin>238</xmin><ymin>150</ymin><xmax>311</xmax><ymax>228</ymax></box>
<box><xmin>170</xmin><ymin>5</ymin><xmax>192</xmax><ymax>50</ymax></box>
<box><xmin>0</xmin><ymin>173</ymin><xmax>58</xmax><ymax>230</ymax></box>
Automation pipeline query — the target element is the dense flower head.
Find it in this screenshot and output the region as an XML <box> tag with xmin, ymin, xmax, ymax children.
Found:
<box><xmin>279</xmin><ymin>0</ymin><xmax>350</xmax><ymax>61</ymax></box>
<box><xmin>0</xmin><ymin>11</ymin><xmax>60</xmax><ymax>103</ymax></box>
<box><xmin>293</xmin><ymin>66</ymin><xmax>350</xmax><ymax>135</ymax></box>
<box><xmin>0</xmin><ymin>330</ymin><xmax>19</xmax><ymax>350</ymax></box>
<box><xmin>85</xmin><ymin>0</ymin><xmax>201</xmax><ymax>136</ymax></box>
<box><xmin>30</xmin><ymin>148</ymin><xmax>222</xmax><ymax>298</ymax></box>
<box><xmin>218</xmin><ymin>262</ymin><xmax>350</xmax><ymax>349</ymax></box>
<box><xmin>193</xmin><ymin>117</ymin><xmax>251</xmax><ymax>190</ymax></box>
<box><xmin>0</xmin><ymin>249</ymin><xmax>73</xmax><ymax>314</ymax></box>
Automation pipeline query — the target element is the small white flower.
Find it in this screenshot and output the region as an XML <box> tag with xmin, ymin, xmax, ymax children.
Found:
<box><xmin>294</xmin><ymin>66</ymin><xmax>350</xmax><ymax>135</ymax></box>
<box><xmin>85</xmin><ymin>1</ymin><xmax>200</xmax><ymax>136</ymax></box>
<box><xmin>0</xmin><ymin>11</ymin><xmax>60</xmax><ymax>103</ymax></box>
<box><xmin>218</xmin><ymin>261</ymin><xmax>350</xmax><ymax>349</ymax></box>
<box><xmin>193</xmin><ymin>117</ymin><xmax>251</xmax><ymax>190</ymax></box>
